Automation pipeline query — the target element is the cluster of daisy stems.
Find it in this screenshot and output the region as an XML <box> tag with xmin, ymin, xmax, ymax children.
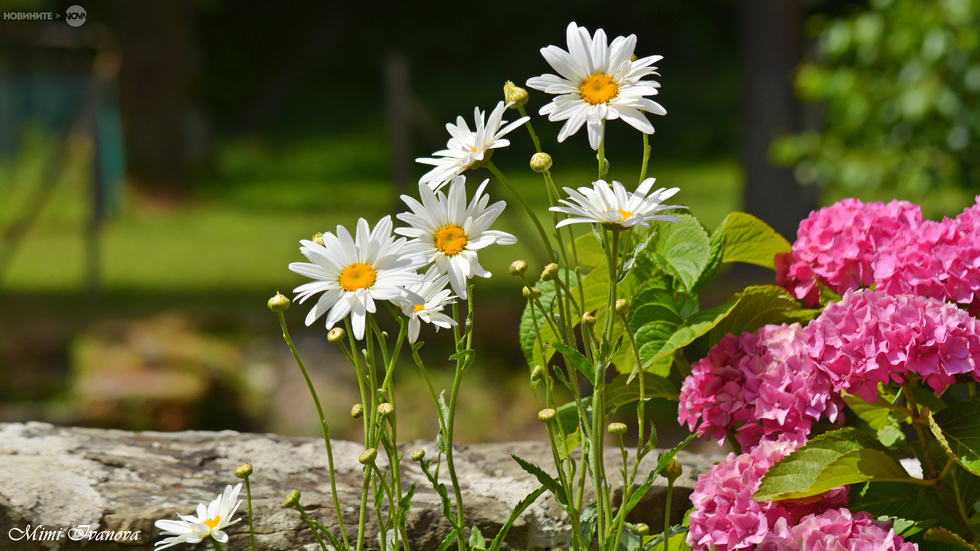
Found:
<box><xmin>156</xmin><ymin>21</ymin><xmax>980</xmax><ymax>551</ymax></box>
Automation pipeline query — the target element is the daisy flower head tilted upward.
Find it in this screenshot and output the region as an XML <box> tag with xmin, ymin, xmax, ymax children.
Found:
<box><xmin>416</xmin><ymin>101</ymin><xmax>529</xmax><ymax>191</ymax></box>
<box><xmin>396</xmin><ymin>175</ymin><xmax>517</xmax><ymax>299</ymax></box>
<box><xmin>155</xmin><ymin>484</ymin><xmax>242</xmax><ymax>549</ymax></box>
<box><xmin>290</xmin><ymin>216</ymin><xmax>424</xmax><ymax>340</ymax></box>
<box><xmin>551</xmin><ymin>178</ymin><xmax>682</xmax><ymax>230</ymax></box>
<box><xmin>399</xmin><ymin>266</ymin><xmax>458</xmax><ymax>343</ymax></box>
<box><xmin>526</xmin><ymin>22</ymin><xmax>666</xmax><ymax>150</ymax></box>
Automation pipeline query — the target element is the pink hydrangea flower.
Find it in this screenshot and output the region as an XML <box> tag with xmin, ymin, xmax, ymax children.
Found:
<box><xmin>874</xmin><ymin>197</ymin><xmax>980</xmax><ymax>315</ymax></box>
<box><xmin>678</xmin><ymin>324</ymin><xmax>843</xmax><ymax>450</ymax></box>
<box><xmin>757</xmin><ymin>508</ymin><xmax>917</xmax><ymax>551</ymax></box>
<box><xmin>687</xmin><ymin>435</ymin><xmax>849</xmax><ymax>551</ymax></box>
<box><xmin>804</xmin><ymin>289</ymin><xmax>980</xmax><ymax>401</ymax></box>
<box><xmin>776</xmin><ymin>199</ymin><xmax>923</xmax><ymax>306</ymax></box>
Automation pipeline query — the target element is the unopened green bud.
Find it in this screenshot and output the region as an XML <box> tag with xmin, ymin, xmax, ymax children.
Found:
<box><xmin>234</xmin><ymin>463</ymin><xmax>253</xmax><ymax>479</ymax></box>
<box><xmin>503</xmin><ymin>81</ymin><xmax>529</xmax><ymax>108</ymax></box>
<box><xmin>377</xmin><ymin>403</ymin><xmax>394</xmax><ymax>417</ymax></box>
<box><xmin>411</xmin><ymin>449</ymin><xmax>426</xmax><ymax>461</ymax></box>
<box><xmin>541</xmin><ymin>263</ymin><xmax>559</xmax><ymax>281</ymax></box>
<box><xmin>530</xmin><ymin>152</ymin><xmax>553</xmax><ymax>173</ymax></box>
<box><xmin>582</xmin><ymin>312</ymin><xmax>597</xmax><ymax>327</ymax></box>
<box><xmin>607</xmin><ymin>422</ymin><xmax>628</xmax><ymax>435</ymax></box>
<box><xmin>615</xmin><ymin>299</ymin><xmax>629</xmax><ymax>316</ymax></box>
<box><xmin>359</xmin><ymin>448</ymin><xmax>378</xmax><ymax>465</ymax></box>
<box><xmin>328</xmin><ymin>327</ymin><xmax>346</xmax><ymax>343</ymax></box>
<box><xmin>351</xmin><ymin>404</ymin><xmax>364</xmax><ymax>418</ymax></box>
<box><xmin>284</xmin><ymin>489</ymin><xmax>301</xmax><ymax>508</ymax></box>
<box><xmin>509</xmin><ymin>260</ymin><xmax>528</xmax><ymax>276</ymax></box>
<box><xmin>268</xmin><ymin>292</ymin><xmax>291</xmax><ymax>312</ymax></box>
<box><xmin>522</xmin><ymin>286</ymin><xmax>542</xmax><ymax>299</ymax></box>
<box><xmin>538</xmin><ymin>408</ymin><xmax>558</xmax><ymax>422</ymax></box>
<box><xmin>312</xmin><ymin>232</ymin><xmax>325</xmax><ymax>247</ymax></box>
<box><xmin>530</xmin><ymin>365</ymin><xmax>545</xmax><ymax>381</ymax></box>
<box><xmin>661</xmin><ymin>455</ymin><xmax>683</xmax><ymax>481</ymax></box>
<box><xmin>632</xmin><ymin>523</ymin><xmax>650</xmax><ymax>536</ymax></box>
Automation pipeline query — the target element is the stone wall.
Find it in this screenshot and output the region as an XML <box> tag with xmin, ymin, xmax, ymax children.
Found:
<box><xmin>0</xmin><ymin>422</ymin><xmax>723</xmax><ymax>550</ymax></box>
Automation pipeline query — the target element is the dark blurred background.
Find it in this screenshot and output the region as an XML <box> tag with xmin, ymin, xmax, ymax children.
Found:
<box><xmin>1</xmin><ymin>0</ymin><xmax>977</xmax><ymax>443</ymax></box>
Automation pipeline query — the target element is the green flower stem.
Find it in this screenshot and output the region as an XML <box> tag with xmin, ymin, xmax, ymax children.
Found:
<box><xmin>243</xmin><ymin>476</ymin><xmax>257</xmax><ymax>551</ymax></box>
<box><xmin>903</xmin><ymin>382</ymin><xmax>970</xmax><ymax>536</ymax></box>
<box><xmin>355</xmin><ymin>473</ymin><xmax>371</xmax><ymax>551</ymax></box>
<box><xmin>276</xmin><ymin>311</ymin><xmax>350</xmax><ymax>545</ymax></box>
<box><xmin>663</xmin><ymin>475</ymin><xmax>674</xmax><ymax>551</ymax></box>
<box><xmin>613</xmin><ymin>433</ymin><xmax>631</xmax><ymax>544</ymax></box>
<box><xmin>518</xmin><ymin>273</ymin><xmax>565</xmax><ymax>342</ymax></box>
<box><xmin>639</xmin><ymin>132</ymin><xmax>651</xmax><ymax>184</ymax></box>
<box><xmin>546</xmin><ymin>421</ymin><xmax>583</xmax><ymax>551</ymax></box>
<box><xmin>209</xmin><ymin>537</ymin><xmax>224</xmax><ymax>551</ymax></box>
<box><xmin>443</xmin><ymin>283</ymin><xmax>476</xmax><ymax>551</ymax></box>
<box><xmin>294</xmin><ymin>501</ymin><xmax>329</xmax><ymax>551</ymax></box>
<box><xmin>487</xmin><ymin>161</ymin><xmax>556</xmax><ymax>263</ymax></box>
<box><xmin>346</xmin><ymin>318</ymin><xmax>372</xmax><ymax>440</ymax></box>
<box><xmin>597</xmin><ymin>121</ymin><xmax>608</xmax><ymax>179</ymax></box>
<box><xmin>517</xmin><ymin>104</ymin><xmax>542</xmax><ymax>153</ymax></box>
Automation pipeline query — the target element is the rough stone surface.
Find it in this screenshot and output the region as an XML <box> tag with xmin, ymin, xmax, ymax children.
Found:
<box><xmin>0</xmin><ymin>422</ymin><xmax>725</xmax><ymax>550</ymax></box>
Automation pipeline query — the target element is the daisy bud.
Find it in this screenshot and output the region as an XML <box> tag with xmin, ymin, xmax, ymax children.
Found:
<box><xmin>327</xmin><ymin>327</ymin><xmax>346</xmax><ymax>344</ymax></box>
<box><xmin>503</xmin><ymin>81</ymin><xmax>529</xmax><ymax>108</ymax></box>
<box><xmin>359</xmin><ymin>448</ymin><xmax>378</xmax><ymax>465</ymax></box>
<box><xmin>632</xmin><ymin>523</ymin><xmax>650</xmax><ymax>536</ymax></box>
<box><xmin>509</xmin><ymin>260</ymin><xmax>528</xmax><ymax>276</ymax></box>
<box><xmin>530</xmin><ymin>365</ymin><xmax>545</xmax><ymax>381</ymax></box>
<box><xmin>582</xmin><ymin>312</ymin><xmax>597</xmax><ymax>327</ymax></box>
<box><xmin>661</xmin><ymin>455</ymin><xmax>683</xmax><ymax>482</ymax></box>
<box><xmin>284</xmin><ymin>489</ymin><xmax>301</xmax><ymax>508</ymax></box>
<box><xmin>411</xmin><ymin>449</ymin><xmax>425</xmax><ymax>461</ymax></box>
<box><xmin>351</xmin><ymin>404</ymin><xmax>364</xmax><ymax>418</ymax></box>
<box><xmin>615</xmin><ymin>299</ymin><xmax>630</xmax><ymax>316</ymax></box>
<box><xmin>522</xmin><ymin>286</ymin><xmax>542</xmax><ymax>299</ymax></box>
<box><xmin>234</xmin><ymin>463</ymin><xmax>253</xmax><ymax>479</ymax></box>
<box><xmin>377</xmin><ymin>403</ymin><xmax>394</xmax><ymax>417</ymax></box>
<box><xmin>538</xmin><ymin>408</ymin><xmax>557</xmax><ymax>422</ymax></box>
<box><xmin>267</xmin><ymin>292</ymin><xmax>291</xmax><ymax>312</ymax></box>
<box><xmin>312</xmin><ymin>232</ymin><xmax>325</xmax><ymax>247</ymax></box>
<box><xmin>541</xmin><ymin>263</ymin><xmax>559</xmax><ymax>281</ymax></box>
<box><xmin>607</xmin><ymin>422</ymin><xmax>628</xmax><ymax>435</ymax></box>
<box><xmin>530</xmin><ymin>152</ymin><xmax>553</xmax><ymax>173</ymax></box>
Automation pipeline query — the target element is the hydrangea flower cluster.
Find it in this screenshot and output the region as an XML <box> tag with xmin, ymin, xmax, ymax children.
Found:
<box><xmin>757</xmin><ymin>508</ymin><xmax>917</xmax><ymax>551</ymax></box>
<box><xmin>687</xmin><ymin>435</ymin><xmax>849</xmax><ymax>551</ymax></box>
<box><xmin>776</xmin><ymin>199</ymin><xmax>922</xmax><ymax>306</ymax></box>
<box><xmin>678</xmin><ymin>323</ymin><xmax>843</xmax><ymax>451</ymax></box>
<box><xmin>804</xmin><ymin>289</ymin><xmax>980</xmax><ymax>401</ymax></box>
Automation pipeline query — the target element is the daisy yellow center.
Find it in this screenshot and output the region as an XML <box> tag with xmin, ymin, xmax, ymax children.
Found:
<box><xmin>413</xmin><ymin>304</ymin><xmax>426</xmax><ymax>314</ymax></box>
<box><xmin>434</xmin><ymin>225</ymin><xmax>468</xmax><ymax>256</ymax></box>
<box><xmin>579</xmin><ymin>73</ymin><xmax>619</xmax><ymax>105</ymax></box>
<box><xmin>339</xmin><ymin>263</ymin><xmax>377</xmax><ymax>292</ymax></box>
<box><xmin>617</xmin><ymin>209</ymin><xmax>634</xmax><ymax>220</ymax></box>
<box><xmin>204</xmin><ymin>516</ymin><xmax>221</xmax><ymax>530</ymax></box>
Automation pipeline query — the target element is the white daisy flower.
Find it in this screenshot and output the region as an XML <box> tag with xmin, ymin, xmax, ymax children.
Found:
<box><xmin>396</xmin><ymin>175</ymin><xmax>517</xmax><ymax>299</ymax></box>
<box><xmin>290</xmin><ymin>216</ymin><xmax>424</xmax><ymax>340</ymax></box>
<box><xmin>399</xmin><ymin>266</ymin><xmax>458</xmax><ymax>343</ymax></box>
<box><xmin>551</xmin><ymin>178</ymin><xmax>682</xmax><ymax>229</ymax></box>
<box><xmin>416</xmin><ymin>101</ymin><xmax>529</xmax><ymax>191</ymax></box>
<box><xmin>526</xmin><ymin>22</ymin><xmax>666</xmax><ymax>150</ymax></box>
<box><xmin>154</xmin><ymin>484</ymin><xmax>243</xmax><ymax>549</ymax></box>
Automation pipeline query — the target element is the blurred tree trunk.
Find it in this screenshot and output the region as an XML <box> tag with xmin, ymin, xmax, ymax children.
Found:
<box><xmin>738</xmin><ymin>0</ymin><xmax>816</xmax><ymax>240</ymax></box>
<box><xmin>115</xmin><ymin>0</ymin><xmax>196</xmax><ymax>197</ymax></box>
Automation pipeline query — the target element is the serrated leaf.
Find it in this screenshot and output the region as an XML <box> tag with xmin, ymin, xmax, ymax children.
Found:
<box><xmin>469</xmin><ymin>526</ymin><xmax>486</xmax><ymax>548</ymax></box>
<box><xmin>755</xmin><ymin>427</ymin><xmax>911</xmax><ymax>501</ymax></box>
<box><xmin>927</xmin><ymin>396</ymin><xmax>980</xmax><ymax>476</ymax></box>
<box><xmin>716</xmin><ymin>211</ymin><xmax>790</xmax><ymax>269</ymax></box>
<box><xmin>649</xmin><ymin>214</ymin><xmax>711</xmax><ymax>294</ymax></box>
<box><xmin>511</xmin><ymin>454</ymin><xmax>567</xmax><ymax>506</ymax></box>
<box><xmin>842</xmin><ymin>393</ymin><xmax>908</xmax><ymax>447</ymax></box>
<box><xmin>631</xmin><ymin>290</ymin><xmax>740</xmax><ymax>371</ymax></box>
<box><xmin>692</xmin><ymin>220</ymin><xmax>726</xmax><ymax>293</ymax></box>
<box><xmin>708</xmin><ymin>285</ymin><xmax>821</xmax><ymax>344</ymax></box>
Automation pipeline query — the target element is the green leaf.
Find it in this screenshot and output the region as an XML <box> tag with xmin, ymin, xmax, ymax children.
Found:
<box><xmin>437</xmin><ymin>529</ymin><xmax>460</xmax><ymax>551</ymax></box>
<box><xmin>604</xmin><ymin>372</ymin><xmax>679</xmax><ymax>414</ymax></box>
<box><xmin>551</xmin><ymin>342</ymin><xmax>596</xmax><ymax>385</ymax></box>
<box><xmin>707</xmin><ymin>285</ymin><xmax>821</xmax><ymax>345</ymax></box>
<box><xmin>924</xmin><ymin>527</ymin><xmax>978</xmax><ymax>550</ymax></box>
<box><xmin>716</xmin><ymin>212</ymin><xmax>790</xmax><ymax>269</ymax></box>
<box><xmin>927</xmin><ymin>396</ymin><xmax>980</xmax><ymax>476</ymax></box>
<box><xmin>518</xmin><ymin>280</ymin><xmax>558</xmax><ymax>370</ymax></box>
<box><xmin>648</xmin><ymin>214</ymin><xmax>711</xmax><ymax>294</ymax></box>
<box><xmin>755</xmin><ymin>427</ymin><xmax>911</xmax><ymax>501</ymax></box>
<box><xmin>692</xmin><ymin>219</ymin><xmax>726</xmax><ymax>293</ymax></box>
<box><xmin>842</xmin><ymin>393</ymin><xmax>908</xmax><ymax>447</ymax></box>
<box><xmin>487</xmin><ymin>486</ymin><xmax>547</xmax><ymax>551</ymax></box>
<box><xmin>469</xmin><ymin>526</ymin><xmax>486</xmax><ymax>549</ymax></box>
<box><xmin>511</xmin><ymin>454</ymin><xmax>567</xmax><ymax>506</ymax></box>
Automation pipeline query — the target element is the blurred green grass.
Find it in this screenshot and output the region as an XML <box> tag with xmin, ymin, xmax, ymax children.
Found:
<box><xmin>0</xmin><ymin>129</ymin><xmax>744</xmax><ymax>293</ymax></box>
